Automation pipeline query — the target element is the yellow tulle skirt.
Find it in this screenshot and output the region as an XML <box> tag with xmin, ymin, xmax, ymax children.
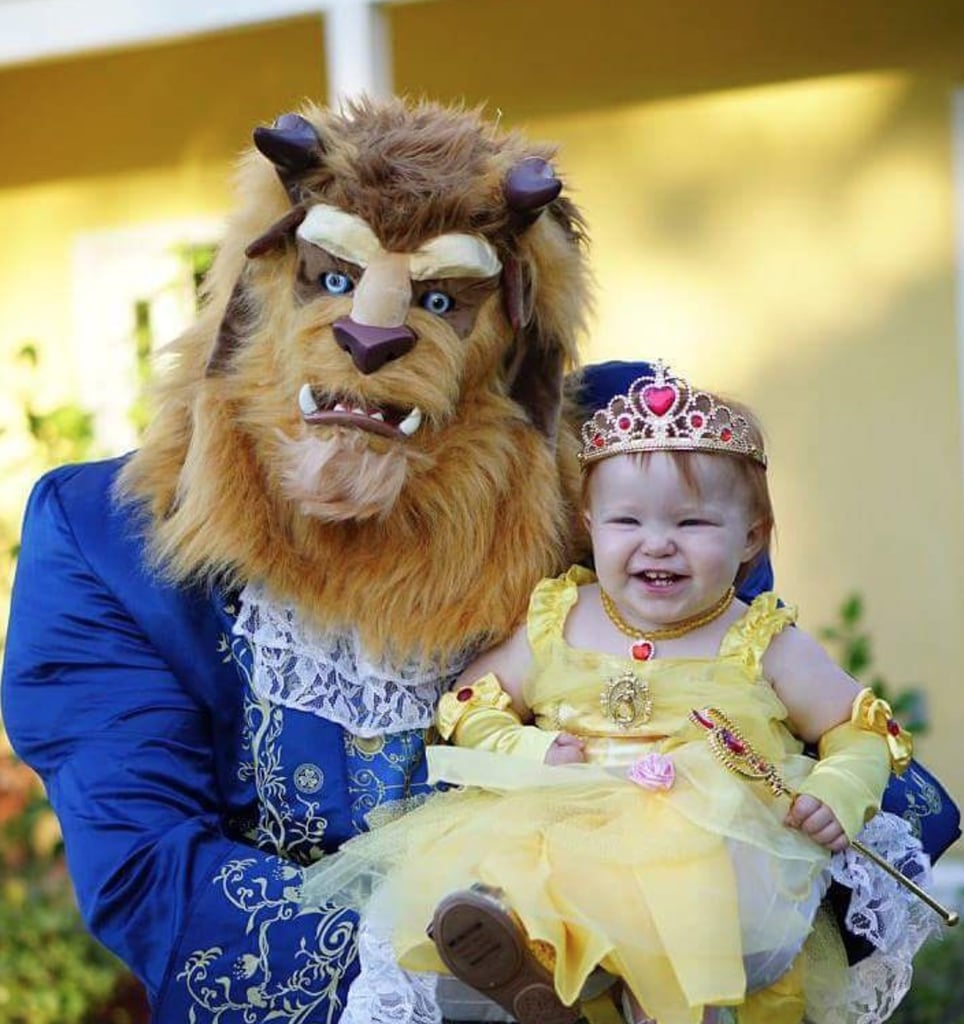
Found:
<box><xmin>302</xmin><ymin>743</ymin><xmax>834</xmax><ymax>1024</ymax></box>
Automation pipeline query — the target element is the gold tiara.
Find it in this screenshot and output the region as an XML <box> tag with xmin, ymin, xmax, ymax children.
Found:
<box><xmin>579</xmin><ymin>361</ymin><xmax>767</xmax><ymax>469</ymax></box>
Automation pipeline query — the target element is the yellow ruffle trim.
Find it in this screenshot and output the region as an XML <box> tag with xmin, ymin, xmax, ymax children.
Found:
<box><xmin>851</xmin><ymin>686</ymin><xmax>913</xmax><ymax>776</ymax></box>
<box><xmin>718</xmin><ymin>591</ymin><xmax>797</xmax><ymax>672</ymax></box>
<box><xmin>436</xmin><ymin>673</ymin><xmax>514</xmax><ymax>740</ymax></box>
<box><xmin>526</xmin><ymin>565</ymin><xmax>595</xmax><ymax>656</ymax></box>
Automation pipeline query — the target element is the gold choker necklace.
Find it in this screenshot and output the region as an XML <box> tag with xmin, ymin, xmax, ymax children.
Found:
<box><xmin>600</xmin><ymin>586</ymin><xmax>736</xmax><ymax>661</ymax></box>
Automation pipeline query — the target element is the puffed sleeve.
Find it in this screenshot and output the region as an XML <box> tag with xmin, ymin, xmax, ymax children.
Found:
<box><xmin>1</xmin><ymin>466</ymin><xmax>359</xmax><ymax>1021</ymax></box>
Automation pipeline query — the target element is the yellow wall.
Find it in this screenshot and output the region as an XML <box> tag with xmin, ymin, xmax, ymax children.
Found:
<box><xmin>529</xmin><ymin>78</ymin><xmax>964</xmax><ymax>800</ymax></box>
<box><xmin>1</xmin><ymin>4</ymin><xmax>963</xmax><ymax>798</ymax></box>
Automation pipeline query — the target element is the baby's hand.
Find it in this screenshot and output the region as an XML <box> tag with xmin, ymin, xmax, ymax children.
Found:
<box><xmin>545</xmin><ymin>732</ymin><xmax>586</xmax><ymax>765</ymax></box>
<box><xmin>785</xmin><ymin>794</ymin><xmax>849</xmax><ymax>852</ymax></box>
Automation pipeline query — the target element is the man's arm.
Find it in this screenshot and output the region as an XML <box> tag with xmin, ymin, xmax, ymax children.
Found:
<box><xmin>2</xmin><ymin>466</ymin><xmax>359</xmax><ymax>1021</ymax></box>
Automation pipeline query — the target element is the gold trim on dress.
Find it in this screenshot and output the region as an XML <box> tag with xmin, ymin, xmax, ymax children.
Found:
<box><xmin>600</xmin><ymin>672</ymin><xmax>652</xmax><ymax>728</ymax></box>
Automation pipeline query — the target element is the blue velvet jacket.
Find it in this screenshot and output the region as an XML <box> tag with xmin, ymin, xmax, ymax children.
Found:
<box><xmin>2</xmin><ymin>455</ymin><xmax>959</xmax><ymax>1022</ymax></box>
<box><xmin>2</xmin><ymin>457</ymin><xmax>435</xmax><ymax>1021</ymax></box>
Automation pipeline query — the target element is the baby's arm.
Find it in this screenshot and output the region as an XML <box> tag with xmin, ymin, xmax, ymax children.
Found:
<box><xmin>763</xmin><ymin>626</ymin><xmax>897</xmax><ymax>850</ymax></box>
<box><xmin>439</xmin><ymin>624</ymin><xmax>585</xmax><ymax>765</ymax></box>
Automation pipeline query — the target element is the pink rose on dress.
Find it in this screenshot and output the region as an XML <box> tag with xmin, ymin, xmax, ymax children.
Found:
<box><xmin>627</xmin><ymin>752</ymin><xmax>675</xmax><ymax>791</ymax></box>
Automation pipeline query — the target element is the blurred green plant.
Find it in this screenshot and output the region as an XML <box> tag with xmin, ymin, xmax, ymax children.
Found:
<box><xmin>0</xmin><ymin>344</ymin><xmax>141</xmax><ymax>1023</ymax></box>
<box><xmin>0</xmin><ymin>241</ymin><xmax>215</xmax><ymax>1023</ymax></box>
<box><xmin>0</xmin><ymin>770</ymin><xmax>131</xmax><ymax>1023</ymax></box>
<box><xmin>820</xmin><ymin>593</ymin><xmax>929</xmax><ymax>733</ymax></box>
<box><xmin>174</xmin><ymin>241</ymin><xmax>217</xmax><ymax>310</ymax></box>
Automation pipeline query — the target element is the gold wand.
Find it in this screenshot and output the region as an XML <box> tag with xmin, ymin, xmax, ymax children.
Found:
<box><xmin>689</xmin><ymin>707</ymin><xmax>959</xmax><ymax>927</ymax></box>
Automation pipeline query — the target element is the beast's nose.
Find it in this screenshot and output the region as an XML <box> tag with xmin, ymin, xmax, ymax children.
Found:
<box><xmin>332</xmin><ymin>317</ymin><xmax>417</xmax><ymax>375</ymax></box>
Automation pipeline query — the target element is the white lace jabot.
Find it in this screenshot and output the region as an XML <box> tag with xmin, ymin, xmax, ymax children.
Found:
<box><xmin>233</xmin><ymin>582</ymin><xmax>471</xmax><ymax>738</ymax></box>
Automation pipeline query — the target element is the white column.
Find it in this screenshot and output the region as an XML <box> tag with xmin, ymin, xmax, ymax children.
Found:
<box><xmin>323</xmin><ymin>0</ymin><xmax>393</xmax><ymax>106</ymax></box>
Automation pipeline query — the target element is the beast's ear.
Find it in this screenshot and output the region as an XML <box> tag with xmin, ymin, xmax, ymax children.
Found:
<box><xmin>245</xmin><ymin>206</ymin><xmax>308</xmax><ymax>259</ymax></box>
<box><xmin>253</xmin><ymin>113</ymin><xmax>324</xmax><ymax>203</ymax></box>
<box><xmin>503</xmin><ymin>255</ymin><xmax>565</xmax><ymax>446</ymax></box>
<box><xmin>505</xmin><ymin>334</ymin><xmax>566</xmax><ymax>446</ymax></box>
<box><xmin>501</xmin><ymin>254</ymin><xmax>532</xmax><ymax>334</ymax></box>
<box><xmin>206</xmin><ymin>278</ymin><xmax>253</xmax><ymax>376</ymax></box>
<box><xmin>502</xmin><ymin>157</ymin><xmax>586</xmax><ymax>446</ymax></box>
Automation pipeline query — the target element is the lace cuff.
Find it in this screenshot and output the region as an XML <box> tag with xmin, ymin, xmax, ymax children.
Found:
<box><xmin>805</xmin><ymin>812</ymin><xmax>943</xmax><ymax>1024</ymax></box>
<box><xmin>342</xmin><ymin>922</ymin><xmax>441</xmax><ymax>1024</ymax></box>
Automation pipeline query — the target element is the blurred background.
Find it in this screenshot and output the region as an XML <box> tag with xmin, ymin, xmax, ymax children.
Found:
<box><xmin>1</xmin><ymin>0</ymin><xmax>963</xmax><ymax>1019</ymax></box>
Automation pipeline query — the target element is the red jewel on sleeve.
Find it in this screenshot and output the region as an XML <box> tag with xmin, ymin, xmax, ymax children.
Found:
<box><xmin>456</xmin><ymin>686</ymin><xmax>473</xmax><ymax>702</ymax></box>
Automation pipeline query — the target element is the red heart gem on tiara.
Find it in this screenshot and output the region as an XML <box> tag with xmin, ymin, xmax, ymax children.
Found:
<box><xmin>642</xmin><ymin>385</ymin><xmax>677</xmax><ymax>417</ymax></box>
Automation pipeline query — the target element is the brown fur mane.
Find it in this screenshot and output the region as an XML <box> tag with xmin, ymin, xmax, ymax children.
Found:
<box><xmin>118</xmin><ymin>98</ymin><xmax>591</xmax><ymax>662</ymax></box>
<box><xmin>293</xmin><ymin>97</ymin><xmax>586</xmax><ymax>254</ymax></box>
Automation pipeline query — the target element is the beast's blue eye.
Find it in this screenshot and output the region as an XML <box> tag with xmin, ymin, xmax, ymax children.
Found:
<box><xmin>420</xmin><ymin>290</ymin><xmax>455</xmax><ymax>315</ymax></box>
<box><xmin>321</xmin><ymin>271</ymin><xmax>354</xmax><ymax>295</ymax></box>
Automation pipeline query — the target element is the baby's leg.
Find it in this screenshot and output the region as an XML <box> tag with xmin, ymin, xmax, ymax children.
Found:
<box><xmin>429</xmin><ymin>885</ymin><xmax>582</xmax><ymax>1024</ymax></box>
<box><xmin>621</xmin><ymin>986</ymin><xmax>734</xmax><ymax>1024</ymax></box>
<box><xmin>619</xmin><ymin>985</ymin><xmax>656</xmax><ymax>1023</ymax></box>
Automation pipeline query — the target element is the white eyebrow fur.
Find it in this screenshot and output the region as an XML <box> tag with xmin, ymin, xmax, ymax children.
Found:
<box><xmin>296</xmin><ymin>204</ymin><xmax>382</xmax><ymax>266</ymax></box>
<box><xmin>296</xmin><ymin>205</ymin><xmax>501</xmax><ymax>279</ymax></box>
<box><xmin>410</xmin><ymin>233</ymin><xmax>502</xmax><ymax>280</ymax></box>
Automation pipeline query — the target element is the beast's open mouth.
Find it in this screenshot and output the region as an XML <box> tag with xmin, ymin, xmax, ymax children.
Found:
<box><xmin>298</xmin><ymin>383</ymin><xmax>423</xmax><ymax>438</ymax></box>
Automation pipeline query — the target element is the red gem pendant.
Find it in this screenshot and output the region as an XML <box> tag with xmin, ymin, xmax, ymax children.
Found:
<box><xmin>631</xmin><ymin>640</ymin><xmax>655</xmax><ymax>661</ymax></box>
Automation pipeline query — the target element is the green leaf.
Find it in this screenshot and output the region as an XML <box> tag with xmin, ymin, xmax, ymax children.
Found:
<box><xmin>17</xmin><ymin>343</ymin><xmax>38</xmax><ymax>366</ymax></box>
<box><xmin>844</xmin><ymin>635</ymin><xmax>870</xmax><ymax>676</ymax></box>
<box><xmin>841</xmin><ymin>594</ymin><xmax>863</xmax><ymax>625</ymax></box>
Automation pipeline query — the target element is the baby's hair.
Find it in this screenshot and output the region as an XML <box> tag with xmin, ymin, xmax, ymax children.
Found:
<box><xmin>581</xmin><ymin>391</ymin><xmax>774</xmax><ymax>587</ymax></box>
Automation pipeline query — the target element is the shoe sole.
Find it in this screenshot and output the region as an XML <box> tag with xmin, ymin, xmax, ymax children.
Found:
<box><xmin>429</xmin><ymin>887</ymin><xmax>581</xmax><ymax>1024</ymax></box>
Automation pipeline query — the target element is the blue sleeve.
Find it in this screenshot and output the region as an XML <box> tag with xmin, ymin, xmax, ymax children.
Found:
<box><xmin>1</xmin><ymin>471</ymin><xmax>358</xmax><ymax>1021</ymax></box>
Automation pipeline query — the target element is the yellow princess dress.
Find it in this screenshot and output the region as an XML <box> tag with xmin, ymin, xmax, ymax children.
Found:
<box><xmin>302</xmin><ymin>567</ymin><xmax>928</xmax><ymax>1024</ymax></box>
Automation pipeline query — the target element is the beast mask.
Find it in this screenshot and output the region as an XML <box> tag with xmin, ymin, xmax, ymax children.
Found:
<box><xmin>119</xmin><ymin>98</ymin><xmax>591</xmax><ymax>660</ymax></box>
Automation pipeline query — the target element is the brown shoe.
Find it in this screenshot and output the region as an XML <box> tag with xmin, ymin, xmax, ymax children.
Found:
<box><xmin>428</xmin><ymin>885</ymin><xmax>582</xmax><ymax>1024</ymax></box>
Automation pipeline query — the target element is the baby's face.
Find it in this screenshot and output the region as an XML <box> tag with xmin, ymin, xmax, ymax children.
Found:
<box><xmin>584</xmin><ymin>452</ymin><xmax>763</xmax><ymax>628</ymax></box>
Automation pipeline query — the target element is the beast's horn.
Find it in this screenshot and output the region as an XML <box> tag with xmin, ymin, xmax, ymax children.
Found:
<box><xmin>253</xmin><ymin>113</ymin><xmax>323</xmax><ymax>200</ymax></box>
<box><xmin>504</xmin><ymin>157</ymin><xmax>562</xmax><ymax>226</ymax></box>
